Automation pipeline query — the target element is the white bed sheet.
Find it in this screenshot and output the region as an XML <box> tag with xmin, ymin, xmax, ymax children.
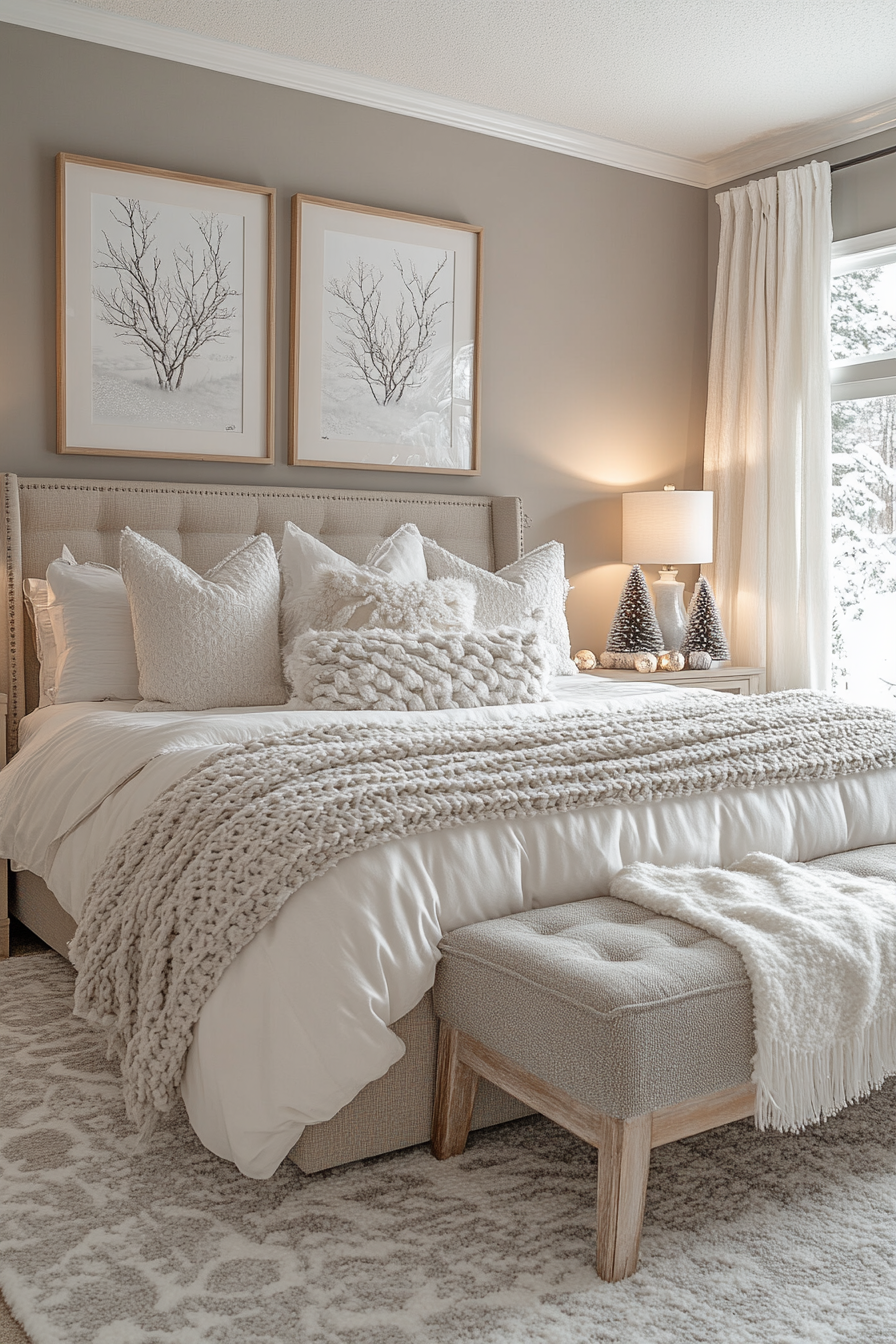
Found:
<box><xmin>3</xmin><ymin>678</ymin><xmax>896</xmax><ymax>1179</ymax></box>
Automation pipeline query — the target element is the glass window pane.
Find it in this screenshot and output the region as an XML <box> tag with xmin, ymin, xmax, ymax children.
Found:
<box><xmin>831</xmin><ymin>264</ymin><xmax>896</xmax><ymax>363</ymax></box>
<box><xmin>831</xmin><ymin>395</ymin><xmax>896</xmax><ymax>707</ymax></box>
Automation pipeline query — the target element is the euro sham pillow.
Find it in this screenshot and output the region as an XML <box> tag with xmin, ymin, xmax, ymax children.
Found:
<box><xmin>45</xmin><ymin>546</ymin><xmax>140</xmax><ymax>704</ymax></box>
<box><xmin>23</xmin><ymin>577</ymin><xmax>58</xmax><ymax>708</ymax></box>
<box><xmin>420</xmin><ymin>534</ymin><xmax>577</xmax><ymax>676</ymax></box>
<box><xmin>280</xmin><ymin>520</ymin><xmax>428</xmax><ymax>645</ymax></box>
<box><xmin>120</xmin><ymin>529</ymin><xmax>285</xmax><ymax>712</ymax></box>
<box><xmin>287</xmin><ymin>626</ymin><xmax>552</xmax><ymax>712</ymax></box>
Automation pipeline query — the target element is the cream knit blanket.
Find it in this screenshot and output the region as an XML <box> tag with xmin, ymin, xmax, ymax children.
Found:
<box><xmin>69</xmin><ymin>691</ymin><xmax>896</xmax><ymax>1140</ymax></box>
<box><xmin>611</xmin><ymin>852</ymin><xmax>896</xmax><ymax>1132</ymax></box>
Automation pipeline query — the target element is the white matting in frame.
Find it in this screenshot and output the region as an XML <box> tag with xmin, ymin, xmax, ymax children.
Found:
<box><xmin>290</xmin><ymin>195</ymin><xmax>482</xmax><ymax>475</ymax></box>
<box><xmin>58</xmin><ymin>154</ymin><xmax>274</xmax><ymax>462</ymax></box>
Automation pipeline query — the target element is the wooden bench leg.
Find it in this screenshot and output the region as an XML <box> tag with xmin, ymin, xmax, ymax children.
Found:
<box><xmin>596</xmin><ymin>1112</ymin><xmax>652</xmax><ymax>1281</ymax></box>
<box><xmin>432</xmin><ymin>1023</ymin><xmax>480</xmax><ymax>1159</ymax></box>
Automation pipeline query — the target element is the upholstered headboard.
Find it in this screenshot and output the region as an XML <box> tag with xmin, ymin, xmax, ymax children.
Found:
<box><xmin>1</xmin><ymin>475</ymin><xmax>524</xmax><ymax>755</ymax></box>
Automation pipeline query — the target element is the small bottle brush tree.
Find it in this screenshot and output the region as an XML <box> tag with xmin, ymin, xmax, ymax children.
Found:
<box><xmin>606</xmin><ymin>565</ymin><xmax>664</xmax><ymax>653</ymax></box>
<box><xmin>681</xmin><ymin>576</ymin><xmax>729</xmax><ymax>661</ymax></box>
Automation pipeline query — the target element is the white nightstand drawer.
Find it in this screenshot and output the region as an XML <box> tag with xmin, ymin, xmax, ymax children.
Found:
<box><xmin>586</xmin><ymin>666</ymin><xmax>765</xmax><ymax>695</ymax></box>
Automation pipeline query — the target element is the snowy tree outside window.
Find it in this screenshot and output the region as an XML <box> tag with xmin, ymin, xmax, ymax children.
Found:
<box><xmin>830</xmin><ymin>235</ymin><xmax>896</xmax><ymax>707</ymax></box>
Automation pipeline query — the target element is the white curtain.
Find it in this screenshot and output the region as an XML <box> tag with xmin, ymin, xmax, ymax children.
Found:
<box><xmin>704</xmin><ymin>160</ymin><xmax>832</xmax><ymax>691</ymax></box>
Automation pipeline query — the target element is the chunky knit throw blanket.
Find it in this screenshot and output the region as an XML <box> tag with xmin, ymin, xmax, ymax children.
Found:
<box><xmin>611</xmin><ymin>852</ymin><xmax>896</xmax><ymax>1132</ymax></box>
<box><xmin>70</xmin><ymin>691</ymin><xmax>896</xmax><ymax>1140</ymax></box>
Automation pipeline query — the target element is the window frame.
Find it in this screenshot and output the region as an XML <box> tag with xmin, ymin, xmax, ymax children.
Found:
<box><xmin>831</xmin><ymin>226</ymin><xmax>896</xmax><ymax>401</ymax></box>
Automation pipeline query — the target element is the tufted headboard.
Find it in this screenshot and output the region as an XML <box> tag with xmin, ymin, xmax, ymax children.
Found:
<box><xmin>1</xmin><ymin>475</ymin><xmax>524</xmax><ymax>756</ymax></box>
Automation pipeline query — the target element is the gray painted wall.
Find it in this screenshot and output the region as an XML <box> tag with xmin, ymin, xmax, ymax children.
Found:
<box><xmin>0</xmin><ymin>23</ymin><xmax>709</xmax><ymax>651</ymax></box>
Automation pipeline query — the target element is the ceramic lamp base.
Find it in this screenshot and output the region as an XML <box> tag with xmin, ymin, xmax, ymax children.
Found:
<box><xmin>652</xmin><ymin>570</ymin><xmax>687</xmax><ymax>652</ymax></box>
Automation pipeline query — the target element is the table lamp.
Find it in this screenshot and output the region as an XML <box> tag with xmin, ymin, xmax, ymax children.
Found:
<box><xmin>621</xmin><ymin>486</ymin><xmax>713</xmax><ymax>651</ymax></box>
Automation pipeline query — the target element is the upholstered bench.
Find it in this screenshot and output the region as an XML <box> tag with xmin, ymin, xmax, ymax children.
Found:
<box><xmin>431</xmin><ymin>895</ymin><xmax>757</xmax><ymax>1281</ymax></box>
<box><xmin>431</xmin><ymin>845</ymin><xmax>896</xmax><ymax>1280</ymax></box>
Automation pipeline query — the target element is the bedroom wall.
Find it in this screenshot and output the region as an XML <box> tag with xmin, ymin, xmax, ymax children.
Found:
<box><xmin>0</xmin><ymin>22</ymin><xmax>709</xmax><ymax>653</ymax></box>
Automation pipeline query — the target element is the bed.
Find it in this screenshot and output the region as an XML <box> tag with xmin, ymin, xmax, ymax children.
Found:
<box><xmin>2</xmin><ymin>473</ymin><xmax>895</xmax><ymax>1182</ymax></box>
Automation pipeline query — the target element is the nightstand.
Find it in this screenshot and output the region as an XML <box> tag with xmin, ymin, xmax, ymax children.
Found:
<box><xmin>1</xmin><ymin>692</ymin><xmax>7</xmax><ymax>959</ymax></box>
<box><xmin>586</xmin><ymin>666</ymin><xmax>766</xmax><ymax>695</ymax></box>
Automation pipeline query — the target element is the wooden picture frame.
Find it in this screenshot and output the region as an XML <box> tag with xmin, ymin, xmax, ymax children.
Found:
<box><xmin>57</xmin><ymin>153</ymin><xmax>275</xmax><ymax>463</ymax></box>
<box><xmin>289</xmin><ymin>194</ymin><xmax>482</xmax><ymax>475</ymax></box>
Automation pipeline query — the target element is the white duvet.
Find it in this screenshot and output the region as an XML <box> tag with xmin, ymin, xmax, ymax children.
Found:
<box><xmin>3</xmin><ymin>677</ymin><xmax>896</xmax><ymax>1179</ymax></box>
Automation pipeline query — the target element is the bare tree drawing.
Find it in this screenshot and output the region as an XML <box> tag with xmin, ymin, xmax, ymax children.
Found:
<box><xmin>93</xmin><ymin>199</ymin><xmax>238</xmax><ymax>391</ymax></box>
<box><xmin>326</xmin><ymin>251</ymin><xmax>450</xmax><ymax>405</ymax></box>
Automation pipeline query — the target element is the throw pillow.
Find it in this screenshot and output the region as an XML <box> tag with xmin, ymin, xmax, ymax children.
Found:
<box><xmin>421</xmin><ymin>535</ymin><xmax>577</xmax><ymax>676</ymax></box>
<box><xmin>120</xmin><ymin>529</ymin><xmax>285</xmax><ymax>712</ymax></box>
<box><xmin>283</xmin><ymin>567</ymin><xmax>476</xmax><ymax>703</ymax></box>
<box><xmin>302</xmin><ymin>566</ymin><xmax>476</xmax><ymax>633</ymax></box>
<box><xmin>286</xmin><ymin>626</ymin><xmax>552</xmax><ymax>712</ymax></box>
<box><xmin>280</xmin><ymin>520</ymin><xmax>428</xmax><ymax>645</ymax></box>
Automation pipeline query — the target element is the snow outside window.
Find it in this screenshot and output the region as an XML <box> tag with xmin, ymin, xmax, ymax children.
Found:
<box><xmin>830</xmin><ymin>229</ymin><xmax>896</xmax><ymax>707</ymax></box>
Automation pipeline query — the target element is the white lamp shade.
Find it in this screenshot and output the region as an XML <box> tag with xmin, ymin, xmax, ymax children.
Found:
<box><xmin>621</xmin><ymin>490</ymin><xmax>713</xmax><ymax>565</ymax></box>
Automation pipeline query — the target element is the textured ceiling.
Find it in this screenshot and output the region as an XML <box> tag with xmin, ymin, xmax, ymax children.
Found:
<box><xmin>62</xmin><ymin>0</ymin><xmax>896</xmax><ymax>162</ymax></box>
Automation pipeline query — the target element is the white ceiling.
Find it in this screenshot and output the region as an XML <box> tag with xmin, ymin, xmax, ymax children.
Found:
<box><xmin>6</xmin><ymin>0</ymin><xmax>896</xmax><ymax>186</ymax></box>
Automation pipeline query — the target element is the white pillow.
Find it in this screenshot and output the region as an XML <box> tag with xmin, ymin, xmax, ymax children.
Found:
<box><xmin>46</xmin><ymin>547</ymin><xmax>140</xmax><ymax>704</ymax></box>
<box><xmin>120</xmin><ymin>529</ymin><xmax>286</xmax><ymax>712</ymax></box>
<box><xmin>421</xmin><ymin>537</ymin><xmax>577</xmax><ymax>676</ymax></box>
<box><xmin>287</xmin><ymin>626</ymin><xmax>552</xmax><ymax>712</ymax></box>
<box><xmin>283</xmin><ymin>566</ymin><xmax>477</xmax><ymax>705</ymax></box>
<box><xmin>299</xmin><ymin>566</ymin><xmax>476</xmax><ymax>633</ymax></box>
<box><xmin>23</xmin><ymin>577</ymin><xmax>58</xmax><ymax>708</ymax></box>
<box><xmin>279</xmin><ymin>521</ymin><xmax>428</xmax><ymax>646</ymax></box>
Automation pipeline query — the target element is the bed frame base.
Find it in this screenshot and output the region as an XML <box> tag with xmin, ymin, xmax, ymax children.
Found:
<box><xmin>432</xmin><ymin>1023</ymin><xmax>756</xmax><ymax>1281</ymax></box>
<box><xmin>8</xmin><ymin>870</ymin><xmax>532</xmax><ymax>1171</ymax></box>
<box><xmin>9</xmin><ymin>871</ymin><xmax>77</xmax><ymax>959</ymax></box>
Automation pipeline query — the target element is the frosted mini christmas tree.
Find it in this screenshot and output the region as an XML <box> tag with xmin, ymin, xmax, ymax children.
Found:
<box><xmin>606</xmin><ymin>565</ymin><xmax>664</xmax><ymax>654</ymax></box>
<box><xmin>681</xmin><ymin>576</ymin><xmax>729</xmax><ymax>663</ymax></box>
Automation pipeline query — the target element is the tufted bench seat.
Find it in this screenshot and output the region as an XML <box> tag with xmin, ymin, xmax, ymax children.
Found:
<box><xmin>431</xmin><ymin>895</ymin><xmax>758</xmax><ymax>1281</ymax></box>
<box><xmin>431</xmin><ymin>845</ymin><xmax>896</xmax><ymax>1280</ymax></box>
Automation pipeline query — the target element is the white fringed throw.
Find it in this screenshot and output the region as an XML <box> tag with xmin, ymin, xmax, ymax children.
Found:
<box><xmin>610</xmin><ymin>853</ymin><xmax>896</xmax><ymax>1132</ymax></box>
<box><xmin>70</xmin><ymin>691</ymin><xmax>896</xmax><ymax>1140</ymax></box>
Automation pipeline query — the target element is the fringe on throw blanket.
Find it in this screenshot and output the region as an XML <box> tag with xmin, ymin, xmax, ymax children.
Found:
<box><xmin>610</xmin><ymin>852</ymin><xmax>896</xmax><ymax>1132</ymax></box>
<box><xmin>69</xmin><ymin>691</ymin><xmax>896</xmax><ymax>1140</ymax></box>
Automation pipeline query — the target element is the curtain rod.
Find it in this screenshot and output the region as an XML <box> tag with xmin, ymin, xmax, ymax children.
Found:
<box><xmin>830</xmin><ymin>142</ymin><xmax>896</xmax><ymax>173</ymax></box>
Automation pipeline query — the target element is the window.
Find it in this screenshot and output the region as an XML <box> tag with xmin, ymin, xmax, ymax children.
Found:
<box><xmin>830</xmin><ymin>229</ymin><xmax>896</xmax><ymax>707</ymax></box>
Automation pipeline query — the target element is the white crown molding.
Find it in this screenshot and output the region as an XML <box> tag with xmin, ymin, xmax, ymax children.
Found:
<box><xmin>0</xmin><ymin>0</ymin><xmax>714</xmax><ymax>187</ymax></box>
<box><xmin>704</xmin><ymin>96</ymin><xmax>896</xmax><ymax>188</ymax></box>
<box><xmin>3</xmin><ymin>0</ymin><xmax>896</xmax><ymax>192</ymax></box>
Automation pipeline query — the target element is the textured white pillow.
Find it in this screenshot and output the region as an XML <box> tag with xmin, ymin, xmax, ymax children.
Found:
<box><xmin>23</xmin><ymin>577</ymin><xmax>58</xmax><ymax>707</ymax></box>
<box><xmin>283</xmin><ymin>566</ymin><xmax>477</xmax><ymax>703</ymax></box>
<box><xmin>287</xmin><ymin>626</ymin><xmax>552</xmax><ymax>712</ymax></box>
<box><xmin>45</xmin><ymin>546</ymin><xmax>140</xmax><ymax>704</ymax></box>
<box><xmin>279</xmin><ymin>521</ymin><xmax>428</xmax><ymax>646</ymax></box>
<box><xmin>120</xmin><ymin>529</ymin><xmax>286</xmax><ymax>712</ymax></box>
<box><xmin>422</xmin><ymin>537</ymin><xmax>577</xmax><ymax>676</ymax></box>
<box><xmin>302</xmin><ymin>566</ymin><xmax>476</xmax><ymax>632</ymax></box>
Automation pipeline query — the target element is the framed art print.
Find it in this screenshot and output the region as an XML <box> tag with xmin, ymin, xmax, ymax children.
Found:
<box><xmin>57</xmin><ymin>153</ymin><xmax>275</xmax><ymax>462</ymax></box>
<box><xmin>289</xmin><ymin>195</ymin><xmax>482</xmax><ymax>474</ymax></box>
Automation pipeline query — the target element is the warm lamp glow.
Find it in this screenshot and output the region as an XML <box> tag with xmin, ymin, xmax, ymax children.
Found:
<box><xmin>621</xmin><ymin>487</ymin><xmax>713</xmax><ymax>565</ymax></box>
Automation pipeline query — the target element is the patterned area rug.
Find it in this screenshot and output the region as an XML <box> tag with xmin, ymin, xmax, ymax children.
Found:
<box><xmin>1</xmin><ymin>955</ymin><xmax>894</xmax><ymax>1344</ymax></box>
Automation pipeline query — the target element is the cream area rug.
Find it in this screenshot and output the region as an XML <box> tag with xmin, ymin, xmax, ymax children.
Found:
<box><xmin>1</xmin><ymin>956</ymin><xmax>894</xmax><ymax>1344</ymax></box>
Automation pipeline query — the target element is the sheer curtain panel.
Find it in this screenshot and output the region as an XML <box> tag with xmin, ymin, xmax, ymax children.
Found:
<box><xmin>704</xmin><ymin>161</ymin><xmax>832</xmax><ymax>691</ymax></box>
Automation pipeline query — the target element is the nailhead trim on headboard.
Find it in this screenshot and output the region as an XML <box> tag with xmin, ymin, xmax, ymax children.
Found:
<box><xmin>2</xmin><ymin>476</ymin><xmax>24</xmax><ymax>756</ymax></box>
<box><xmin>19</xmin><ymin>482</ymin><xmax>493</xmax><ymax>504</ymax></box>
